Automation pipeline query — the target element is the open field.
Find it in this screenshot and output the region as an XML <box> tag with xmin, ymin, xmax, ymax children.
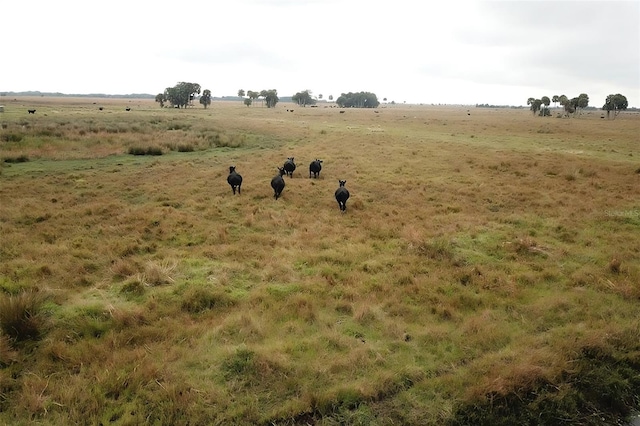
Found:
<box><xmin>1</xmin><ymin>97</ymin><xmax>639</xmax><ymax>425</ymax></box>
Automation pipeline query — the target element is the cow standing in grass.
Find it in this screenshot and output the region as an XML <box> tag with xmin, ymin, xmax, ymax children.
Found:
<box><xmin>283</xmin><ymin>157</ymin><xmax>296</xmax><ymax>178</ymax></box>
<box><xmin>309</xmin><ymin>159</ymin><xmax>323</xmax><ymax>178</ymax></box>
<box><xmin>271</xmin><ymin>167</ymin><xmax>286</xmax><ymax>200</ymax></box>
<box><xmin>335</xmin><ymin>180</ymin><xmax>350</xmax><ymax>212</ymax></box>
<box><xmin>227</xmin><ymin>166</ymin><xmax>243</xmax><ymax>195</ymax></box>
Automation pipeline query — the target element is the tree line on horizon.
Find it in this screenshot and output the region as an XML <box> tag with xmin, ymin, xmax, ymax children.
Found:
<box><xmin>154</xmin><ymin>83</ymin><xmax>383</xmax><ymax>110</ymax></box>
<box><xmin>150</xmin><ymin>83</ymin><xmax>630</xmax><ymax>116</ymax></box>
<box><xmin>527</xmin><ymin>93</ymin><xmax>629</xmax><ymax>119</ymax></box>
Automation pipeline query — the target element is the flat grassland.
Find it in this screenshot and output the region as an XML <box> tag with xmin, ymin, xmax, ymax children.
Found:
<box><xmin>1</xmin><ymin>97</ymin><xmax>639</xmax><ymax>425</ymax></box>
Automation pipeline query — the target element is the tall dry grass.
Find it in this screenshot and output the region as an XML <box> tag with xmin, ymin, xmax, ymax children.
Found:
<box><xmin>0</xmin><ymin>98</ymin><xmax>639</xmax><ymax>424</ymax></box>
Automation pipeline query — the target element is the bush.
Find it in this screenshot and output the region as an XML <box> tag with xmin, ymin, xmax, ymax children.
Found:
<box><xmin>3</xmin><ymin>155</ymin><xmax>29</xmax><ymax>164</ymax></box>
<box><xmin>0</xmin><ymin>291</ymin><xmax>45</xmax><ymax>341</ymax></box>
<box><xmin>176</xmin><ymin>144</ymin><xmax>195</xmax><ymax>152</ymax></box>
<box><xmin>128</xmin><ymin>146</ymin><xmax>163</xmax><ymax>156</ymax></box>
<box><xmin>166</xmin><ymin>123</ymin><xmax>191</xmax><ymax>131</ymax></box>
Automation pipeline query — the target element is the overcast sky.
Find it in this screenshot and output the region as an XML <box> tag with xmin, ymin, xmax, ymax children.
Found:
<box><xmin>2</xmin><ymin>0</ymin><xmax>639</xmax><ymax>107</ymax></box>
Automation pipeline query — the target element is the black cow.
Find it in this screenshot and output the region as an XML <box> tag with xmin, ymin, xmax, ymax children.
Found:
<box><xmin>271</xmin><ymin>167</ymin><xmax>286</xmax><ymax>200</ymax></box>
<box><xmin>227</xmin><ymin>166</ymin><xmax>243</xmax><ymax>195</ymax></box>
<box><xmin>309</xmin><ymin>159</ymin><xmax>323</xmax><ymax>178</ymax></box>
<box><xmin>334</xmin><ymin>180</ymin><xmax>350</xmax><ymax>212</ymax></box>
<box><xmin>125</xmin><ymin>107</ymin><xmax>131</xmax><ymax>111</ymax></box>
<box><xmin>283</xmin><ymin>157</ymin><xmax>296</xmax><ymax>178</ymax></box>
<box><xmin>27</xmin><ymin>109</ymin><xmax>36</xmax><ymax>114</ymax></box>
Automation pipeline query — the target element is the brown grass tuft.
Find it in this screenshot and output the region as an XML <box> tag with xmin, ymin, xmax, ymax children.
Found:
<box><xmin>0</xmin><ymin>291</ymin><xmax>46</xmax><ymax>342</ymax></box>
<box><xmin>143</xmin><ymin>260</ymin><xmax>177</xmax><ymax>286</ymax></box>
<box><xmin>0</xmin><ymin>334</ymin><xmax>18</xmax><ymax>366</ymax></box>
<box><xmin>608</xmin><ymin>257</ymin><xmax>621</xmax><ymax>274</ymax></box>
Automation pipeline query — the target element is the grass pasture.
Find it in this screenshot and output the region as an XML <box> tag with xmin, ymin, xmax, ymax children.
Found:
<box><xmin>1</xmin><ymin>97</ymin><xmax>639</xmax><ymax>425</ymax></box>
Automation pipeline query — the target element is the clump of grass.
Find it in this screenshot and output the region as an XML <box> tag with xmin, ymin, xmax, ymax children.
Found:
<box><xmin>564</xmin><ymin>173</ymin><xmax>577</xmax><ymax>181</ymax></box>
<box><xmin>144</xmin><ymin>260</ymin><xmax>177</xmax><ymax>286</ymax></box>
<box><xmin>0</xmin><ymin>291</ymin><xmax>46</xmax><ymax>342</ymax></box>
<box><xmin>176</xmin><ymin>144</ymin><xmax>195</xmax><ymax>152</ymax></box>
<box><xmin>0</xmin><ymin>334</ymin><xmax>18</xmax><ymax>366</ymax></box>
<box><xmin>608</xmin><ymin>258</ymin><xmax>621</xmax><ymax>274</ymax></box>
<box><xmin>453</xmin><ymin>334</ymin><xmax>640</xmax><ymax>426</ymax></box>
<box><xmin>415</xmin><ymin>238</ymin><xmax>456</xmax><ymax>261</ymax></box>
<box><xmin>180</xmin><ymin>287</ymin><xmax>235</xmax><ymax>314</ymax></box>
<box><xmin>508</xmin><ymin>237</ymin><xmax>548</xmax><ymax>257</ymax></box>
<box><xmin>120</xmin><ymin>277</ymin><xmax>145</xmax><ymax>296</ymax></box>
<box><xmin>64</xmin><ymin>305</ymin><xmax>112</xmax><ymax>340</ymax></box>
<box><xmin>1</xmin><ymin>133</ymin><xmax>23</xmax><ymax>142</ymax></box>
<box><xmin>578</xmin><ymin>167</ymin><xmax>597</xmax><ymax>178</ymax></box>
<box><xmin>205</xmin><ymin>132</ymin><xmax>246</xmax><ymax>148</ymax></box>
<box><xmin>3</xmin><ymin>155</ymin><xmax>29</xmax><ymax>163</ymax></box>
<box><xmin>222</xmin><ymin>347</ymin><xmax>256</xmax><ymax>379</ymax></box>
<box><xmin>335</xmin><ymin>302</ymin><xmax>353</xmax><ymax>315</ymax></box>
<box><xmin>110</xmin><ymin>258</ymin><xmax>137</xmax><ymax>279</ymax></box>
<box><xmin>128</xmin><ymin>146</ymin><xmax>163</xmax><ymax>156</ymax></box>
<box><xmin>167</xmin><ymin>123</ymin><xmax>191</xmax><ymax>131</ymax></box>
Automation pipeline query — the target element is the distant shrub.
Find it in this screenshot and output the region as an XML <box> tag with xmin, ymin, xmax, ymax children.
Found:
<box><xmin>163</xmin><ymin>142</ymin><xmax>197</xmax><ymax>152</ymax></box>
<box><xmin>128</xmin><ymin>146</ymin><xmax>163</xmax><ymax>156</ymax></box>
<box><xmin>205</xmin><ymin>132</ymin><xmax>245</xmax><ymax>148</ymax></box>
<box><xmin>3</xmin><ymin>155</ymin><xmax>29</xmax><ymax>163</ymax></box>
<box><xmin>176</xmin><ymin>144</ymin><xmax>195</xmax><ymax>152</ymax></box>
<box><xmin>35</xmin><ymin>128</ymin><xmax>63</xmax><ymax>137</ymax></box>
<box><xmin>167</xmin><ymin>123</ymin><xmax>191</xmax><ymax>131</ymax></box>
<box><xmin>0</xmin><ymin>291</ymin><xmax>46</xmax><ymax>341</ymax></box>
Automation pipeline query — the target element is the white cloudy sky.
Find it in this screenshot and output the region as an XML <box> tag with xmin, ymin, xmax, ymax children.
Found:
<box><xmin>2</xmin><ymin>0</ymin><xmax>639</xmax><ymax>107</ymax></box>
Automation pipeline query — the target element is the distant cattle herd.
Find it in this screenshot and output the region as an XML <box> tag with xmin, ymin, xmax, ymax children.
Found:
<box><xmin>228</xmin><ymin>158</ymin><xmax>350</xmax><ymax>212</ymax></box>
<box><xmin>24</xmin><ymin>107</ymin><xmax>134</xmax><ymax>113</ymax></box>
